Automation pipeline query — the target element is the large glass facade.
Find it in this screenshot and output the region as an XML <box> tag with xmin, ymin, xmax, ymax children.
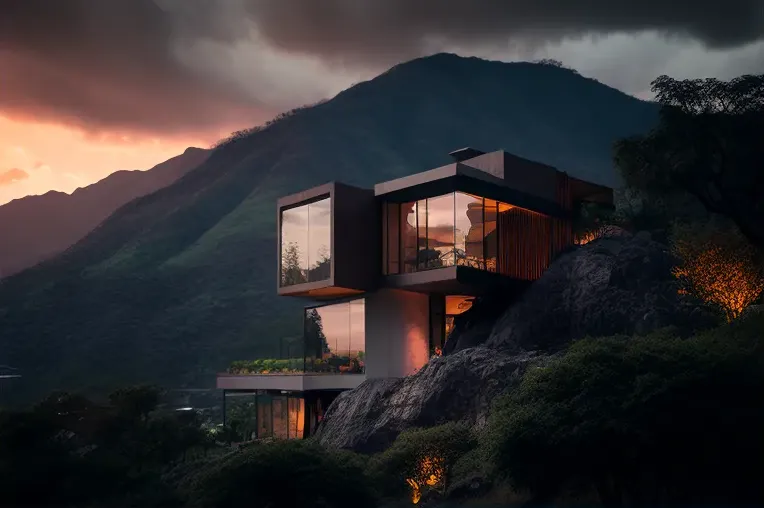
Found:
<box><xmin>224</xmin><ymin>392</ymin><xmax>306</xmax><ymax>442</ymax></box>
<box><xmin>304</xmin><ymin>298</ymin><xmax>365</xmax><ymax>374</ymax></box>
<box><xmin>280</xmin><ymin>196</ymin><xmax>331</xmax><ymax>287</ymax></box>
<box><xmin>384</xmin><ymin>193</ymin><xmax>511</xmax><ymax>275</ymax></box>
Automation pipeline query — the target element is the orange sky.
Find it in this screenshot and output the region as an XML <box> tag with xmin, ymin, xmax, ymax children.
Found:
<box><xmin>0</xmin><ymin>115</ymin><xmax>216</xmax><ymax>206</ymax></box>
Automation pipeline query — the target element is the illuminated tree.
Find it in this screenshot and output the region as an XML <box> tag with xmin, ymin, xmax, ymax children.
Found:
<box><xmin>671</xmin><ymin>218</ymin><xmax>764</xmax><ymax>322</ymax></box>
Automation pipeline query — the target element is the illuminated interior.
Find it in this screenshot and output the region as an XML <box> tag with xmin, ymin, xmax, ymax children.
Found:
<box><xmin>223</xmin><ymin>392</ymin><xmax>305</xmax><ymax>441</ymax></box>
<box><xmin>444</xmin><ymin>295</ymin><xmax>474</xmax><ymax>338</ymax></box>
<box><xmin>383</xmin><ymin>192</ymin><xmax>552</xmax><ymax>280</ymax></box>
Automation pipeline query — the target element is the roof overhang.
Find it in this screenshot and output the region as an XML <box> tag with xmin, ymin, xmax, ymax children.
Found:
<box><xmin>375</xmin><ymin>163</ymin><xmax>566</xmax><ymax>218</ymax></box>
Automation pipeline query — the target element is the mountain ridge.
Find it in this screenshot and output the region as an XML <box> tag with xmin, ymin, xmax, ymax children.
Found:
<box><xmin>0</xmin><ymin>147</ymin><xmax>209</xmax><ymax>277</ymax></box>
<box><xmin>0</xmin><ymin>54</ymin><xmax>660</xmax><ymax>405</ymax></box>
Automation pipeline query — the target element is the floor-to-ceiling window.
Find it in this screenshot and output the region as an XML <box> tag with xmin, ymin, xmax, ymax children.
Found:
<box><xmin>304</xmin><ymin>298</ymin><xmax>365</xmax><ymax>374</ymax></box>
<box><xmin>225</xmin><ymin>391</ymin><xmax>306</xmax><ymax>441</ymax></box>
<box><xmin>384</xmin><ymin>193</ymin><xmax>504</xmax><ymax>275</ymax></box>
<box><xmin>280</xmin><ymin>196</ymin><xmax>331</xmax><ymax>287</ymax></box>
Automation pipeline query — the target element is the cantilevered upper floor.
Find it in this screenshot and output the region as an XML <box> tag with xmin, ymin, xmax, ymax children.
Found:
<box><xmin>277</xmin><ymin>148</ymin><xmax>613</xmax><ymax>298</ymax></box>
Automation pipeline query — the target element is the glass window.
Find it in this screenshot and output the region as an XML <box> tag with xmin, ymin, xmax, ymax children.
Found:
<box><xmin>272</xmin><ymin>396</ymin><xmax>289</xmax><ymax>439</ymax></box>
<box><xmin>384</xmin><ymin>202</ymin><xmax>400</xmax><ymax>274</ymax></box>
<box><xmin>288</xmin><ymin>397</ymin><xmax>305</xmax><ymax>439</ymax></box>
<box><xmin>257</xmin><ymin>394</ymin><xmax>273</xmax><ymax>439</ymax></box>
<box><xmin>224</xmin><ymin>392</ymin><xmax>258</xmax><ymax>442</ymax></box>
<box><xmin>417</xmin><ymin>199</ymin><xmax>428</xmax><ymax>270</ymax></box>
<box><xmin>401</xmin><ymin>202</ymin><xmax>417</xmax><ymax>274</ymax></box>
<box><xmin>425</xmin><ymin>193</ymin><xmax>455</xmax><ymax>269</ymax></box>
<box><xmin>280</xmin><ymin>197</ymin><xmax>331</xmax><ymax>286</ymax></box>
<box><xmin>455</xmin><ymin>192</ymin><xmax>484</xmax><ymax>269</ymax></box>
<box><xmin>484</xmin><ymin>199</ymin><xmax>499</xmax><ymax>272</ymax></box>
<box><xmin>304</xmin><ymin>298</ymin><xmax>365</xmax><ymax>374</ymax></box>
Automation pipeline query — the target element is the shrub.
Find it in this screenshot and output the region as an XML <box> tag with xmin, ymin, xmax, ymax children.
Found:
<box><xmin>367</xmin><ymin>422</ymin><xmax>476</xmax><ymax>502</ymax></box>
<box><xmin>178</xmin><ymin>439</ymin><xmax>376</xmax><ymax>508</ymax></box>
<box><xmin>671</xmin><ymin>217</ymin><xmax>764</xmax><ymax>321</ymax></box>
<box><xmin>483</xmin><ymin>315</ymin><xmax>764</xmax><ymax>505</ymax></box>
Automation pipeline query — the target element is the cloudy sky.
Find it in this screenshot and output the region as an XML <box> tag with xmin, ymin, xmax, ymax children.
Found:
<box><xmin>0</xmin><ymin>0</ymin><xmax>762</xmax><ymax>204</ymax></box>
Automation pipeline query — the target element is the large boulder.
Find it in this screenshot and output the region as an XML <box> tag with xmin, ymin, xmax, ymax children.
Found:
<box><xmin>448</xmin><ymin>230</ymin><xmax>718</xmax><ymax>354</ymax></box>
<box><xmin>314</xmin><ymin>348</ymin><xmax>543</xmax><ymax>453</ymax></box>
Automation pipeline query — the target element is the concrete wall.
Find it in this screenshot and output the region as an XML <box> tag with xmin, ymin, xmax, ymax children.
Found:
<box><xmin>365</xmin><ymin>288</ymin><xmax>430</xmax><ymax>379</ymax></box>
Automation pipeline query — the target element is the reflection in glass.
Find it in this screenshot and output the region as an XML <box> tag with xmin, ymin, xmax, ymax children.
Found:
<box><xmin>224</xmin><ymin>392</ymin><xmax>258</xmax><ymax>442</ymax></box>
<box><xmin>383</xmin><ymin>193</ymin><xmax>514</xmax><ymax>275</ymax></box>
<box><xmin>257</xmin><ymin>394</ymin><xmax>273</xmax><ymax>438</ymax></box>
<box><xmin>425</xmin><ymin>193</ymin><xmax>455</xmax><ymax>268</ymax></box>
<box><xmin>455</xmin><ymin>192</ymin><xmax>484</xmax><ymax>269</ymax></box>
<box><xmin>280</xmin><ymin>197</ymin><xmax>331</xmax><ymax>286</ymax></box>
<box><xmin>226</xmin><ymin>393</ymin><xmax>306</xmax><ymax>441</ymax></box>
<box><xmin>402</xmin><ymin>202</ymin><xmax>417</xmax><ymax>273</ymax></box>
<box><xmin>304</xmin><ymin>298</ymin><xmax>366</xmax><ymax>374</ymax></box>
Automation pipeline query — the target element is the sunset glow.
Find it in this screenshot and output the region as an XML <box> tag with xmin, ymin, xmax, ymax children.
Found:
<box><xmin>0</xmin><ymin>115</ymin><xmax>215</xmax><ymax>205</ymax></box>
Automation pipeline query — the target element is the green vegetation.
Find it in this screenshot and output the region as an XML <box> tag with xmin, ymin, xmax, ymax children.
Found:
<box><xmin>178</xmin><ymin>440</ymin><xmax>375</xmax><ymax>508</ymax></box>
<box><xmin>483</xmin><ymin>313</ymin><xmax>764</xmax><ymax>505</ymax></box>
<box><xmin>228</xmin><ymin>358</ymin><xmax>304</xmax><ymax>374</ymax></box>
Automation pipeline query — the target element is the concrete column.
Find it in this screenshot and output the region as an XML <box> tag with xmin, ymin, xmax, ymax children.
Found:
<box><xmin>364</xmin><ymin>288</ymin><xmax>430</xmax><ymax>379</ymax></box>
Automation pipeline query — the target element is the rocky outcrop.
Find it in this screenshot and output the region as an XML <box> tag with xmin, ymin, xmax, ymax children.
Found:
<box><xmin>317</xmin><ymin>230</ymin><xmax>718</xmax><ymax>452</ymax></box>
<box><xmin>314</xmin><ymin>348</ymin><xmax>544</xmax><ymax>453</ymax></box>
<box><xmin>449</xmin><ymin>229</ymin><xmax>718</xmax><ymax>354</ymax></box>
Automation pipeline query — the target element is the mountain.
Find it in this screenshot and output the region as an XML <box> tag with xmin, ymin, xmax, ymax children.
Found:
<box><xmin>0</xmin><ymin>147</ymin><xmax>210</xmax><ymax>277</ymax></box>
<box><xmin>0</xmin><ymin>53</ymin><xmax>660</xmax><ymax>405</ymax></box>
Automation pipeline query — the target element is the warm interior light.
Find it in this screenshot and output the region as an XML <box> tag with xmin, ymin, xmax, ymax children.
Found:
<box><xmin>574</xmin><ymin>229</ymin><xmax>600</xmax><ymax>245</ymax></box>
<box><xmin>406</xmin><ymin>455</ymin><xmax>445</xmax><ymax>504</ymax></box>
<box><xmin>673</xmin><ymin>244</ymin><xmax>764</xmax><ymax>322</ymax></box>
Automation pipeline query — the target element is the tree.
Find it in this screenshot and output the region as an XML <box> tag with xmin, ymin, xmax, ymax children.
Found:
<box><xmin>670</xmin><ymin>218</ymin><xmax>764</xmax><ymax>321</ymax></box>
<box><xmin>280</xmin><ymin>242</ymin><xmax>307</xmax><ymax>286</ymax></box>
<box><xmin>615</xmin><ymin>74</ymin><xmax>764</xmax><ymax>248</ymax></box>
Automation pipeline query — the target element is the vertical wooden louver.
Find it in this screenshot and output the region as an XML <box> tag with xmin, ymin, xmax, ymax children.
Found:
<box><xmin>497</xmin><ymin>209</ymin><xmax>552</xmax><ymax>281</ymax></box>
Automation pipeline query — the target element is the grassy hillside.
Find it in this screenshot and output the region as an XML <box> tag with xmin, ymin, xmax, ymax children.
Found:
<box><xmin>0</xmin><ymin>54</ymin><xmax>659</xmax><ymax>404</ymax></box>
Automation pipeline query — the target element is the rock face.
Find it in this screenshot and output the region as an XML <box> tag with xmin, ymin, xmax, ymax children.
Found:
<box><xmin>451</xmin><ymin>229</ymin><xmax>718</xmax><ymax>354</ymax></box>
<box><xmin>316</xmin><ymin>230</ymin><xmax>718</xmax><ymax>452</ymax></box>
<box><xmin>314</xmin><ymin>348</ymin><xmax>542</xmax><ymax>453</ymax></box>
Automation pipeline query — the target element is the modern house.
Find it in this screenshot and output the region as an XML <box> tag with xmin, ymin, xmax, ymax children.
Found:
<box><xmin>217</xmin><ymin>148</ymin><xmax>613</xmax><ymax>441</ymax></box>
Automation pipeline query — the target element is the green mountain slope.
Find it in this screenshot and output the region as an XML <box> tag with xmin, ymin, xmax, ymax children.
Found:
<box><xmin>0</xmin><ymin>54</ymin><xmax>659</xmax><ymax>405</ymax></box>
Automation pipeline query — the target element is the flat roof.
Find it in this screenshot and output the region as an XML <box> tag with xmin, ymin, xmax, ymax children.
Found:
<box><xmin>374</xmin><ymin>163</ymin><xmax>566</xmax><ymax>217</ymax></box>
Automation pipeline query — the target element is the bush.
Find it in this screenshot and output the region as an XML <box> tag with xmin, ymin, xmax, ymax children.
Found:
<box><xmin>367</xmin><ymin>422</ymin><xmax>476</xmax><ymax>502</ymax></box>
<box><xmin>178</xmin><ymin>439</ymin><xmax>376</xmax><ymax>508</ymax></box>
<box><xmin>483</xmin><ymin>315</ymin><xmax>764</xmax><ymax>504</ymax></box>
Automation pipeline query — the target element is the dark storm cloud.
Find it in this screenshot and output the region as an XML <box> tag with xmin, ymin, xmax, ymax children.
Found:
<box><xmin>0</xmin><ymin>169</ymin><xmax>29</xmax><ymax>187</ymax></box>
<box><xmin>0</xmin><ymin>0</ymin><xmax>762</xmax><ymax>135</ymax></box>
<box><xmin>0</xmin><ymin>0</ymin><xmax>263</xmax><ymax>136</ymax></box>
<box><xmin>246</xmin><ymin>0</ymin><xmax>764</xmax><ymax>64</ymax></box>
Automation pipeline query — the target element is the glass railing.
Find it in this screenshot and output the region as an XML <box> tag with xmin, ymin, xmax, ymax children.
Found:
<box><xmin>227</xmin><ymin>354</ymin><xmax>366</xmax><ymax>376</ymax></box>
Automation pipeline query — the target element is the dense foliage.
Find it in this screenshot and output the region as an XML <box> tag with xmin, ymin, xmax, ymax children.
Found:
<box><xmin>615</xmin><ymin>73</ymin><xmax>764</xmax><ymax>248</ymax></box>
<box><xmin>0</xmin><ymin>385</ymin><xmax>213</xmax><ymax>507</ymax></box>
<box><xmin>178</xmin><ymin>440</ymin><xmax>375</xmax><ymax>508</ymax></box>
<box><xmin>483</xmin><ymin>314</ymin><xmax>764</xmax><ymax>505</ymax></box>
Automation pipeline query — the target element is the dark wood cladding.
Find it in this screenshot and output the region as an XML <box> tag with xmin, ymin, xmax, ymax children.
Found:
<box><xmin>497</xmin><ymin>208</ymin><xmax>554</xmax><ymax>281</ymax></box>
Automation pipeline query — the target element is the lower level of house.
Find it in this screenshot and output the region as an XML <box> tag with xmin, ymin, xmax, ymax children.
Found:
<box><xmin>222</xmin><ymin>389</ymin><xmax>342</xmax><ymax>441</ymax></box>
<box><xmin>217</xmin><ymin>283</ymin><xmax>521</xmax><ymax>442</ymax></box>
